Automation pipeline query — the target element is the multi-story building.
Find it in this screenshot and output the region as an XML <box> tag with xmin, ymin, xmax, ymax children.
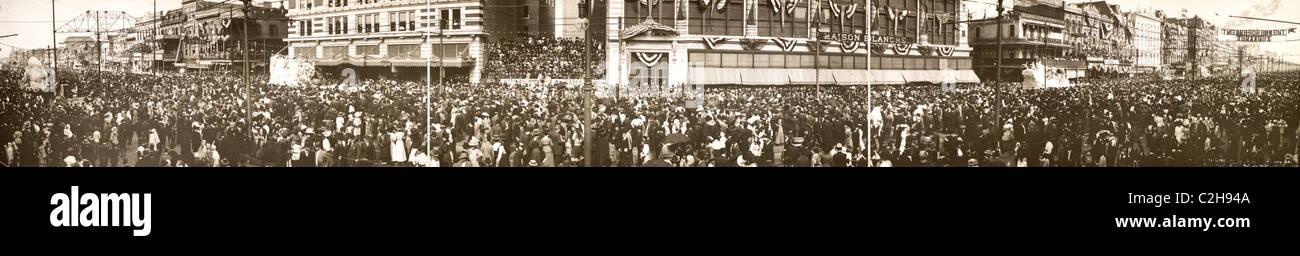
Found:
<box><xmin>1072</xmin><ymin>1</ymin><xmax>1131</xmax><ymax>75</ymax></box>
<box><xmin>602</xmin><ymin>0</ymin><xmax>977</xmax><ymax>89</ymax></box>
<box><xmin>1185</xmin><ymin>16</ymin><xmax>1216</xmax><ymax>77</ymax></box>
<box><xmin>1159</xmin><ymin>11</ymin><xmax>1188</xmax><ymax>76</ymax></box>
<box><xmin>968</xmin><ymin>0</ymin><xmax>1082</xmax><ymax>81</ymax></box>
<box><xmin>285</xmin><ymin>0</ymin><xmax>490</xmax><ymax>82</ymax></box>
<box><xmin>143</xmin><ymin>0</ymin><xmax>289</xmax><ymax>73</ymax></box>
<box><xmin>1126</xmin><ymin>9</ymin><xmax>1161</xmax><ymax>73</ymax></box>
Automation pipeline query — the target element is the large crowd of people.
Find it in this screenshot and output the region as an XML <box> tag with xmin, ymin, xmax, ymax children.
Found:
<box><xmin>484</xmin><ymin>35</ymin><xmax>605</xmax><ymax>80</ymax></box>
<box><xmin>0</xmin><ymin>67</ymin><xmax>868</xmax><ymax>167</ymax></box>
<box><xmin>3</xmin><ymin>58</ymin><xmax>1297</xmax><ymax>167</ymax></box>
<box><xmin>866</xmin><ymin>75</ymin><xmax>1299</xmax><ymax>167</ymax></box>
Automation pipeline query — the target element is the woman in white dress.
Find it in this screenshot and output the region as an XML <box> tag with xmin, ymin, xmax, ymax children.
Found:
<box><xmin>390</xmin><ymin>130</ymin><xmax>407</xmax><ymax>163</ymax></box>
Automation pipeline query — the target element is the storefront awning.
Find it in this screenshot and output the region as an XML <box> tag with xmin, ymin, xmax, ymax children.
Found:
<box><xmin>901</xmin><ymin>70</ymin><xmax>944</xmax><ymax>84</ymax></box>
<box><xmin>691</xmin><ymin>67</ymin><xmax>743</xmax><ymax>85</ymax></box>
<box><xmin>787</xmin><ymin>69</ymin><xmax>819</xmax><ymax>85</ymax></box>
<box><xmin>740</xmin><ymin>68</ymin><xmax>790</xmax><ymax>85</ymax></box>
<box><xmin>950</xmin><ymin>70</ymin><xmax>982</xmax><ymax>83</ymax></box>
<box><xmin>869</xmin><ymin>70</ymin><xmax>907</xmax><ymax>85</ymax></box>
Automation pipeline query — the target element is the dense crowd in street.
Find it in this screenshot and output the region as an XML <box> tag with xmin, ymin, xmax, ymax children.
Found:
<box><xmin>484</xmin><ymin>35</ymin><xmax>605</xmax><ymax>80</ymax></box>
<box><xmin>0</xmin><ymin>67</ymin><xmax>866</xmax><ymax>167</ymax></box>
<box><xmin>2</xmin><ymin>64</ymin><xmax>1297</xmax><ymax>167</ymax></box>
<box><xmin>867</xmin><ymin>74</ymin><xmax>1300</xmax><ymax>167</ymax></box>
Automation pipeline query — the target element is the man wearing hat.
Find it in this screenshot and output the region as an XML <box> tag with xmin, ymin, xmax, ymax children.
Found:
<box><xmin>454</xmin><ymin>151</ymin><xmax>474</xmax><ymax>167</ymax></box>
<box><xmin>784</xmin><ymin>137</ymin><xmax>812</xmax><ymax>167</ymax></box>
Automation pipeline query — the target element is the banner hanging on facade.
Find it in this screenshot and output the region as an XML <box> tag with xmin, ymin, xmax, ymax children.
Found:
<box><xmin>1221</xmin><ymin>28</ymin><xmax>1296</xmax><ymax>42</ymax></box>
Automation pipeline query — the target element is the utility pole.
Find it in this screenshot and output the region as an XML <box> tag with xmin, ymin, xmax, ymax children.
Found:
<box><xmin>95</xmin><ymin>11</ymin><xmax>103</xmax><ymax>88</ymax></box>
<box><xmin>51</xmin><ymin>0</ymin><xmax>57</xmax><ymax>96</ymax></box>
<box><xmin>995</xmin><ymin>0</ymin><xmax>1004</xmax><ymax>148</ymax></box>
<box><xmin>582</xmin><ymin>1</ymin><xmax>595</xmax><ymax>167</ymax></box>
<box><xmin>242</xmin><ymin>0</ymin><xmax>254</xmax><ymax>152</ymax></box>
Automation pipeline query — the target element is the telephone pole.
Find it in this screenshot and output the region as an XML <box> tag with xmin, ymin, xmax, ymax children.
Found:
<box><xmin>51</xmin><ymin>0</ymin><xmax>57</xmax><ymax>95</ymax></box>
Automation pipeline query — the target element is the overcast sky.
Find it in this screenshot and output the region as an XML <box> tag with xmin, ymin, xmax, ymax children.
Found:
<box><xmin>2</xmin><ymin>0</ymin><xmax>1297</xmax><ymax>61</ymax></box>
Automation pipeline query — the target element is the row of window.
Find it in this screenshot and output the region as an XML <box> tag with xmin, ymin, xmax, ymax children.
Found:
<box><xmin>687</xmin><ymin>51</ymin><xmax>972</xmax><ymax>70</ymax></box>
<box><xmin>288</xmin><ymin>0</ymin><xmax>386</xmax><ymax>10</ymax></box>
<box><xmin>292</xmin><ymin>43</ymin><xmax>467</xmax><ymax>59</ymax></box>
<box><xmin>295</xmin><ymin>9</ymin><xmax>463</xmax><ymax>36</ymax></box>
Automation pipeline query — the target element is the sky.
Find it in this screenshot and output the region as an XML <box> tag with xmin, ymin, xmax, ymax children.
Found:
<box><xmin>0</xmin><ymin>0</ymin><xmax>185</xmax><ymax>58</ymax></box>
<box><xmin>2</xmin><ymin>0</ymin><xmax>1298</xmax><ymax>61</ymax></box>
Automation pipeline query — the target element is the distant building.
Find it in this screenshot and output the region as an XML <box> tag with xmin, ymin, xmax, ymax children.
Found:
<box><xmin>1185</xmin><ymin>16</ymin><xmax>1217</xmax><ymax>77</ymax></box>
<box><xmin>1126</xmin><ymin>9</ymin><xmax>1162</xmax><ymax>73</ymax></box>
<box><xmin>133</xmin><ymin>0</ymin><xmax>290</xmax><ymax>73</ymax></box>
<box><xmin>1159</xmin><ymin>11</ymin><xmax>1188</xmax><ymax>75</ymax></box>
<box><xmin>969</xmin><ymin>0</ymin><xmax>1083</xmax><ymax>81</ymax></box>
<box><xmin>284</xmin><ymin>0</ymin><xmax>489</xmax><ymax>83</ymax></box>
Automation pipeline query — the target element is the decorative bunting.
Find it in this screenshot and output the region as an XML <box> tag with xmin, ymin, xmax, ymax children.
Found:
<box><xmin>869</xmin><ymin>43</ymin><xmax>886</xmax><ymax>54</ymax></box>
<box><xmin>893</xmin><ymin>43</ymin><xmax>913</xmax><ymax>55</ymax></box>
<box><xmin>717</xmin><ymin>0</ymin><xmax>728</xmax><ymax>11</ymax></box>
<box><xmin>785</xmin><ymin>0</ymin><xmax>799</xmax><ymax>15</ymax></box>
<box><xmin>937</xmin><ymin>46</ymin><xmax>955</xmax><ymax>56</ymax></box>
<box><xmin>829</xmin><ymin>1</ymin><xmax>843</xmax><ymax>18</ymax></box>
<box><xmin>704</xmin><ymin>37</ymin><xmax>728</xmax><ymax>49</ymax></box>
<box><xmin>887</xmin><ymin>7</ymin><xmax>909</xmax><ymax>34</ymax></box>
<box><xmin>935</xmin><ymin>13</ymin><xmax>950</xmax><ymax>34</ymax></box>
<box><xmin>807</xmin><ymin>40</ymin><xmax>828</xmax><ymax>53</ymax></box>
<box><xmin>916</xmin><ymin>45</ymin><xmax>933</xmax><ymax>56</ymax></box>
<box><xmin>843</xmin><ymin>3</ymin><xmax>857</xmax><ymax>21</ymax></box>
<box><xmin>771</xmin><ymin>38</ymin><xmax>798</xmax><ymax>52</ymax></box>
<box><xmin>839</xmin><ymin>41</ymin><xmax>860</xmax><ymax>53</ymax></box>
<box><xmin>636</xmin><ymin>52</ymin><xmax>665</xmax><ymax>67</ymax></box>
<box><xmin>769</xmin><ymin>0</ymin><xmax>781</xmax><ymax>14</ymax></box>
<box><xmin>740</xmin><ymin>38</ymin><xmax>766</xmax><ymax>51</ymax></box>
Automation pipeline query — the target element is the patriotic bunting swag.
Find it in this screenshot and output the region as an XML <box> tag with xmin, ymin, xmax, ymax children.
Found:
<box><xmin>636</xmin><ymin>52</ymin><xmax>665</xmax><ymax>67</ymax></box>
<box><xmin>704</xmin><ymin>37</ymin><xmax>728</xmax><ymax>49</ymax></box>
<box><xmin>772</xmin><ymin>38</ymin><xmax>798</xmax><ymax>52</ymax></box>
<box><xmin>893</xmin><ymin>43</ymin><xmax>913</xmax><ymax>55</ymax></box>
<box><xmin>937</xmin><ymin>46</ymin><xmax>955</xmax><ymax>56</ymax></box>
<box><xmin>840</xmin><ymin>41</ymin><xmax>861</xmax><ymax>53</ymax></box>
